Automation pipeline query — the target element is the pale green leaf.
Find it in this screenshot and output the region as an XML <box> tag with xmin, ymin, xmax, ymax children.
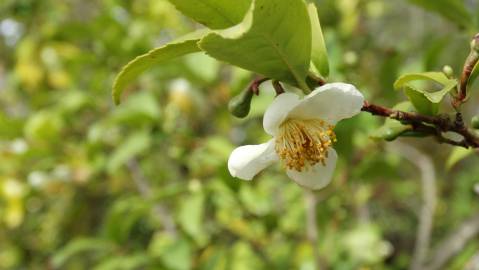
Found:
<box><xmin>404</xmin><ymin>86</ymin><xmax>439</xmax><ymax>115</ymax></box>
<box><xmin>394</xmin><ymin>72</ymin><xmax>452</xmax><ymax>89</ymax></box>
<box><xmin>446</xmin><ymin>147</ymin><xmax>474</xmax><ymax>170</ymax></box>
<box><xmin>168</xmin><ymin>0</ymin><xmax>252</xmax><ymax>29</ymax></box>
<box><xmin>199</xmin><ymin>0</ymin><xmax>311</xmax><ymax>90</ymax></box>
<box><xmin>112</xmin><ymin>30</ymin><xmax>208</xmax><ymax>105</ymax></box>
<box><xmin>407</xmin><ymin>0</ymin><xmax>473</xmax><ymax>29</ymax></box>
<box><xmin>178</xmin><ymin>192</ymin><xmax>208</xmax><ymax>246</ymax></box>
<box><xmin>308</xmin><ymin>3</ymin><xmax>329</xmax><ymax>78</ymax></box>
<box><xmin>394</xmin><ymin>71</ymin><xmax>458</xmax><ymax>103</ymax></box>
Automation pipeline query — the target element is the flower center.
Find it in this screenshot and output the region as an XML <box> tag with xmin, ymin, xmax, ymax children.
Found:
<box><xmin>275</xmin><ymin>118</ymin><xmax>336</xmax><ymax>172</ymax></box>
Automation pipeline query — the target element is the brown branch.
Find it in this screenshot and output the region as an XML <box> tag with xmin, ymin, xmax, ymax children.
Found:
<box><xmin>361</xmin><ymin>101</ymin><xmax>479</xmax><ymax>148</ymax></box>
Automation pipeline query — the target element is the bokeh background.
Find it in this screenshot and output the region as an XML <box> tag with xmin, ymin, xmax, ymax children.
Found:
<box><xmin>1</xmin><ymin>0</ymin><xmax>479</xmax><ymax>269</ymax></box>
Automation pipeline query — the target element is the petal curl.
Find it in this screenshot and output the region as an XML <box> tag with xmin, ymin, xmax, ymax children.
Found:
<box><xmin>289</xmin><ymin>83</ymin><xmax>364</xmax><ymax>124</ymax></box>
<box><xmin>263</xmin><ymin>93</ymin><xmax>301</xmax><ymax>136</ymax></box>
<box><xmin>286</xmin><ymin>148</ymin><xmax>337</xmax><ymax>190</ymax></box>
<box><xmin>228</xmin><ymin>139</ymin><xmax>278</xmax><ymax>180</ymax></box>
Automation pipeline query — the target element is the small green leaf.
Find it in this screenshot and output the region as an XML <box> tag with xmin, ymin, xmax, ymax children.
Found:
<box><xmin>107</xmin><ymin>131</ymin><xmax>151</xmax><ymax>173</ymax></box>
<box><xmin>446</xmin><ymin>147</ymin><xmax>474</xmax><ymax>170</ymax></box>
<box><xmin>407</xmin><ymin>0</ymin><xmax>473</xmax><ymax>29</ymax></box>
<box><xmin>199</xmin><ymin>0</ymin><xmax>311</xmax><ymax>90</ymax></box>
<box><xmin>394</xmin><ymin>71</ymin><xmax>457</xmax><ymax>104</ymax></box>
<box><xmin>178</xmin><ymin>192</ymin><xmax>208</xmax><ymax>246</ymax></box>
<box><xmin>370</xmin><ymin>102</ymin><xmax>414</xmax><ymax>141</ymax></box>
<box><xmin>52</xmin><ymin>238</ymin><xmax>115</xmax><ymax>268</ymax></box>
<box><xmin>168</xmin><ymin>0</ymin><xmax>252</xmax><ymax>29</ymax></box>
<box><xmin>308</xmin><ymin>3</ymin><xmax>329</xmax><ymax>78</ymax></box>
<box><xmin>394</xmin><ymin>72</ymin><xmax>452</xmax><ymax>89</ymax></box>
<box><xmin>112</xmin><ymin>30</ymin><xmax>208</xmax><ymax>105</ymax></box>
<box><xmin>370</xmin><ymin>122</ymin><xmax>412</xmax><ymax>142</ymax></box>
<box><xmin>404</xmin><ymin>86</ymin><xmax>438</xmax><ymax>115</ymax></box>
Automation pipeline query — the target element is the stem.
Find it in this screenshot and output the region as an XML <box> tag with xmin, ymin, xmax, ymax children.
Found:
<box><xmin>361</xmin><ymin>101</ymin><xmax>479</xmax><ymax>148</ymax></box>
<box><xmin>304</xmin><ymin>190</ymin><xmax>325</xmax><ymax>270</ymax></box>
<box><xmin>272</xmin><ymin>80</ymin><xmax>285</xmax><ymax>95</ymax></box>
<box><xmin>454</xmin><ymin>33</ymin><xmax>479</xmax><ymax>108</ymax></box>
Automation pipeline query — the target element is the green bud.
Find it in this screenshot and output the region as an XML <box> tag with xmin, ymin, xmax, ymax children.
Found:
<box><xmin>383</xmin><ymin>128</ymin><xmax>402</xmax><ymax>141</ymax></box>
<box><xmin>442</xmin><ymin>65</ymin><xmax>454</xmax><ymax>78</ymax></box>
<box><xmin>471</xmin><ymin>115</ymin><xmax>479</xmax><ymax>129</ymax></box>
<box><xmin>228</xmin><ymin>89</ymin><xmax>254</xmax><ymax>118</ymax></box>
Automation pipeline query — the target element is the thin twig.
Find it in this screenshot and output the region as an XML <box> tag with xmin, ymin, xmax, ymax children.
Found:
<box><xmin>424</xmin><ymin>212</ymin><xmax>479</xmax><ymax>270</ymax></box>
<box><xmin>389</xmin><ymin>143</ymin><xmax>436</xmax><ymax>270</ymax></box>
<box><xmin>361</xmin><ymin>101</ymin><xmax>479</xmax><ymax>148</ymax></box>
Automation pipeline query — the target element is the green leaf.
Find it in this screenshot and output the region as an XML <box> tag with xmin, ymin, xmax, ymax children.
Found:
<box><xmin>308</xmin><ymin>3</ymin><xmax>329</xmax><ymax>78</ymax></box>
<box><xmin>370</xmin><ymin>102</ymin><xmax>413</xmax><ymax>141</ymax></box>
<box><xmin>94</xmin><ymin>254</ymin><xmax>150</xmax><ymax>270</ymax></box>
<box><xmin>112</xmin><ymin>30</ymin><xmax>208</xmax><ymax>105</ymax></box>
<box><xmin>446</xmin><ymin>147</ymin><xmax>474</xmax><ymax>170</ymax></box>
<box><xmin>107</xmin><ymin>131</ymin><xmax>151</xmax><ymax>173</ymax></box>
<box><xmin>149</xmin><ymin>233</ymin><xmax>192</xmax><ymax>270</ymax></box>
<box><xmin>178</xmin><ymin>192</ymin><xmax>208</xmax><ymax>246</ymax></box>
<box><xmin>168</xmin><ymin>0</ymin><xmax>252</xmax><ymax>29</ymax></box>
<box><xmin>199</xmin><ymin>0</ymin><xmax>311</xmax><ymax>90</ymax></box>
<box><xmin>404</xmin><ymin>86</ymin><xmax>439</xmax><ymax>115</ymax></box>
<box><xmin>394</xmin><ymin>72</ymin><xmax>452</xmax><ymax>89</ymax></box>
<box><xmin>407</xmin><ymin>0</ymin><xmax>473</xmax><ymax>29</ymax></box>
<box><xmin>394</xmin><ymin>71</ymin><xmax>458</xmax><ymax>103</ymax></box>
<box><xmin>52</xmin><ymin>238</ymin><xmax>115</xmax><ymax>268</ymax></box>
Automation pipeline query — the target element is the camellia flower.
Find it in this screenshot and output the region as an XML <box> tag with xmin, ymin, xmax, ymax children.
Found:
<box><xmin>228</xmin><ymin>83</ymin><xmax>364</xmax><ymax>190</ymax></box>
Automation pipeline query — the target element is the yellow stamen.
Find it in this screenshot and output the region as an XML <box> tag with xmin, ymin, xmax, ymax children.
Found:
<box><xmin>275</xmin><ymin>118</ymin><xmax>336</xmax><ymax>172</ymax></box>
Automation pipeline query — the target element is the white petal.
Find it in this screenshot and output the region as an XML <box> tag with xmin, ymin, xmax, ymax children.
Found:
<box><xmin>286</xmin><ymin>148</ymin><xmax>337</xmax><ymax>190</ymax></box>
<box><xmin>228</xmin><ymin>139</ymin><xmax>278</xmax><ymax>180</ymax></box>
<box><xmin>263</xmin><ymin>93</ymin><xmax>301</xmax><ymax>135</ymax></box>
<box><xmin>289</xmin><ymin>83</ymin><xmax>364</xmax><ymax>124</ymax></box>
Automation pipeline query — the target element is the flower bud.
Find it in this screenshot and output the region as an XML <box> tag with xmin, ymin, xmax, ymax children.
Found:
<box><xmin>442</xmin><ymin>65</ymin><xmax>454</xmax><ymax>78</ymax></box>
<box><xmin>228</xmin><ymin>89</ymin><xmax>254</xmax><ymax>118</ymax></box>
<box><xmin>471</xmin><ymin>115</ymin><xmax>479</xmax><ymax>129</ymax></box>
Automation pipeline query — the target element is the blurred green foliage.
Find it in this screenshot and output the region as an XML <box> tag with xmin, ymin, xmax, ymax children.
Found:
<box><xmin>1</xmin><ymin>0</ymin><xmax>479</xmax><ymax>269</ymax></box>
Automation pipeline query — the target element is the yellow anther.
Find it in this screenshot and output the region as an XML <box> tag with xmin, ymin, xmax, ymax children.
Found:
<box><xmin>275</xmin><ymin>118</ymin><xmax>336</xmax><ymax>172</ymax></box>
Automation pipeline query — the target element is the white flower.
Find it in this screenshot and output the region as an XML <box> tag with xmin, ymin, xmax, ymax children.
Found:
<box><xmin>228</xmin><ymin>83</ymin><xmax>364</xmax><ymax>190</ymax></box>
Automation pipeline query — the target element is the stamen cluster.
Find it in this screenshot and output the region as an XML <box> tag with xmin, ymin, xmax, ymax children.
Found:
<box><xmin>275</xmin><ymin>119</ymin><xmax>336</xmax><ymax>171</ymax></box>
